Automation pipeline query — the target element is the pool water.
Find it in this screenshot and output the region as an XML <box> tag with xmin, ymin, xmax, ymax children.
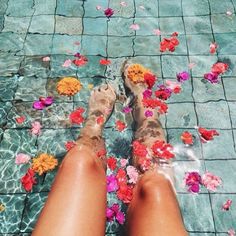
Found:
<box><xmin>0</xmin><ymin>0</ymin><xmax>236</xmax><ymax>235</ymax></box>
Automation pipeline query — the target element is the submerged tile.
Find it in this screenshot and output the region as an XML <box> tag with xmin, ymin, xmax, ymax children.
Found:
<box><xmin>184</xmin><ymin>16</ymin><xmax>212</xmax><ymax>34</ymax></box>
<box><xmin>0</xmin><ymin>102</ymin><xmax>12</xmax><ymax>127</ymax></box>
<box><xmin>135</xmin><ymin>0</ymin><xmax>158</xmax><ymax>17</ymax></box>
<box><xmin>6</xmin><ymin>0</ymin><xmax>34</xmax><ymax>17</ymax></box>
<box><xmin>159</xmin><ymin>17</ymin><xmax>185</xmax><ymax>35</ymax></box>
<box><xmin>134</xmin><ymin>36</ymin><xmax>160</xmax><ymax>55</ymax></box>
<box><xmin>108</xmin><ymin>18</ymin><xmax>133</xmax><ymax>36</ymax></box>
<box><xmin>0</xmin><ymin>77</ymin><xmax>18</xmax><ymax>102</ymax></box>
<box><xmin>182</xmin><ymin>0</ymin><xmax>210</xmax><ymax>16</ymax></box>
<box><xmin>29</xmin><ymin>15</ymin><xmax>55</xmax><ymax>34</ymax></box>
<box><xmin>223</xmin><ymin>77</ymin><xmax>236</xmax><ymax>100</ymax></box>
<box><xmin>84</xmin><ymin>17</ymin><xmax>108</xmax><ymax>35</ymax></box>
<box><xmin>159</xmin><ymin>0</ymin><xmax>182</xmax><ymax>17</ymax></box>
<box><xmin>3</xmin><ymin>16</ymin><xmax>31</xmax><ymax>34</ymax></box>
<box><xmin>215</xmin><ymin>33</ymin><xmax>236</xmax><ymax>55</ymax></box>
<box><xmin>56</xmin><ymin>0</ymin><xmax>84</xmax><ymax>17</ymax></box>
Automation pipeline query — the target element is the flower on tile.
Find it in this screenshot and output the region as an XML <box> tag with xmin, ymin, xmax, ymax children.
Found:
<box><xmin>222</xmin><ymin>199</ymin><xmax>232</xmax><ymax>211</ymax></box>
<box><xmin>33</xmin><ymin>96</ymin><xmax>54</xmax><ymax>110</ymax></box>
<box><xmin>197</xmin><ymin>127</ymin><xmax>219</xmax><ymax>143</ymax></box>
<box><xmin>143</xmin><ymin>89</ymin><xmax>152</xmax><ymax>99</ymax></box>
<box><xmin>126</xmin><ymin>166</ymin><xmax>139</xmax><ymax>184</ymax></box>
<box><xmin>120</xmin><ymin>1</ymin><xmax>127</xmax><ymax>7</ymax></box>
<box><xmin>69</xmin><ymin>107</ymin><xmax>85</xmax><ymax>125</ymax></box>
<box><xmin>122</xmin><ymin>106</ymin><xmax>132</xmax><ymax>114</ymax></box>
<box><xmin>96</xmin><ymin>5</ymin><xmax>103</xmax><ymax>10</ymax></box>
<box><xmin>209</xmin><ymin>42</ymin><xmax>218</xmax><ymax>54</ymax></box>
<box><xmin>74</xmin><ymin>41</ymin><xmax>80</xmax><ymax>45</ymax></box>
<box><xmin>127</xmin><ymin>64</ymin><xmax>148</xmax><ymax>83</ymax></box>
<box><xmin>155</xmin><ymin>85</ymin><xmax>172</xmax><ymax>100</ymax></box>
<box><xmin>130</xmin><ymin>23</ymin><xmax>140</xmax><ymax>30</ymax></box>
<box><xmin>0</xmin><ymin>203</ymin><xmax>5</xmax><ymax>212</ymax></box>
<box><xmin>188</xmin><ymin>62</ymin><xmax>196</xmax><ymax>69</ymax></box>
<box><xmin>31</xmin><ymin>121</ymin><xmax>42</xmax><ymax>136</ymax></box>
<box><xmin>57</xmin><ymin>77</ymin><xmax>82</xmax><ymax>96</ymax></box>
<box><xmin>228</xmin><ymin>229</ymin><xmax>235</xmax><ymax>236</ymax></box>
<box><xmin>32</xmin><ymin>153</ymin><xmax>58</xmax><ymax>175</ymax></box>
<box><xmin>151</xmin><ymin>140</ymin><xmax>175</xmax><ymax>159</ymax></box>
<box><xmin>21</xmin><ymin>168</ymin><xmax>37</xmax><ymax>192</ymax></box>
<box><xmin>106</xmin><ymin>203</ymin><xmax>125</xmax><ymax>225</ymax></box>
<box><xmin>100</xmin><ymin>58</ymin><xmax>111</xmax><ymax>65</ymax></box>
<box><xmin>116</xmin><ymin>168</ymin><xmax>127</xmax><ymax>184</ymax></box>
<box><xmin>65</xmin><ymin>141</ymin><xmax>76</xmax><ymax>151</ymax></box>
<box><xmin>142</xmin><ymin>98</ymin><xmax>168</xmax><ymax>113</ymax></box>
<box><xmin>153</xmin><ymin>29</ymin><xmax>161</xmax><ymax>36</ymax></box>
<box><xmin>160</xmin><ymin>32</ymin><xmax>179</xmax><ymax>52</ymax></box>
<box><xmin>211</xmin><ymin>62</ymin><xmax>229</xmax><ymax>74</ymax></box>
<box><xmin>42</xmin><ymin>56</ymin><xmax>50</xmax><ymax>62</ymax></box>
<box><xmin>202</xmin><ymin>171</ymin><xmax>222</xmax><ymax>192</ymax></box>
<box><xmin>107</xmin><ymin>156</ymin><xmax>117</xmax><ymax>170</ymax></box>
<box><xmin>120</xmin><ymin>158</ymin><xmax>129</xmax><ymax>168</ymax></box>
<box><xmin>62</xmin><ymin>59</ymin><xmax>72</xmax><ymax>67</ymax></box>
<box><xmin>165</xmin><ymin>80</ymin><xmax>182</xmax><ymax>94</ymax></box>
<box><xmin>184</xmin><ymin>171</ymin><xmax>202</xmax><ymax>193</ymax></box>
<box><xmin>117</xmin><ymin>182</ymin><xmax>133</xmax><ymax>204</ymax></box>
<box><xmin>204</xmin><ymin>72</ymin><xmax>220</xmax><ymax>84</ymax></box>
<box><xmin>181</xmin><ymin>131</ymin><xmax>194</xmax><ymax>145</ymax></box>
<box><xmin>115</xmin><ymin>120</ymin><xmax>126</xmax><ymax>132</ymax></box>
<box><xmin>144</xmin><ymin>109</ymin><xmax>153</xmax><ymax>117</ymax></box>
<box><xmin>15</xmin><ymin>153</ymin><xmax>31</xmax><ymax>165</ymax></box>
<box><xmin>144</xmin><ymin>72</ymin><xmax>157</xmax><ymax>89</ymax></box>
<box><xmin>177</xmin><ymin>71</ymin><xmax>190</xmax><ymax>83</ymax></box>
<box><xmin>104</xmin><ymin>8</ymin><xmax>114</xmax><ymax>18</ymax></box>
<box><xmin>107</xmin><ymin>174</ymin><xmax>119</xmax><ymax>192</ymax></box>
<box><xmin>15</xmin><ymin>116</ymin><xmax>26</xmax><ymax>124</ymax></box>
<box><xmin>72</xmin><ymin>55</ymin><xmax>88</xmax><ymax>67</ymax></box>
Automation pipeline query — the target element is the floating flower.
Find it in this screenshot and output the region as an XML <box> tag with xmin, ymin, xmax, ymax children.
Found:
<box><xmin>116</xmin><ymin>168</ymin><xmax>127</xmax><ymax>184</ymax></box>
<box><xmin>104</xmin><ymin>8</ymin><xmax>114</xmax><ymax>18</ymax></box>
<box><xmin>0</xmin><ymin>203</ymin><xmax>5</xmax><ymax>212</ymax></box>
<box><xmin>177</xmin><ymin>71</ymin><xmax>190</xmax><ymax>83</ymax></box>
<box><xmin>69</xmin><ymin>107</ymin><xmax>85</xmax><ymax>126</ymax></box>
<box><xmin>120</xmin><ymin>158</ymin><xmax>129</xmax><ymax>168</ymax></box>
<box><xmin>160</xmin><ymin>32</ymin><xmax>179</xmax><ymax>52</ymax></box>
<box><xmin>62</xmin><ymin>59</ymin><xmax>72</xmax><ymax>67</ymax></box>
<box><xmin>31</xmin><ymin>121</ymin><xmax>42</xmax><ymax>136</ymax></box>
<box><xmin>122</xmin><ymin>106</ymin><xmax>132</xmax><ymax>114</ymax></box>
<box><xmin>143</xmin><ymin>89</ymin><xmax>152</xmax><ymax>99</ymax></box>
<box><xmin>15</xmin><ymin>116</ymin><xmax>26</xmax><ymax>124</ymax></box>
<box><xmin>33</xmin><ymin>97</ymin><xmax>54</xmax><ymax>110</ymax></box>
<box><xmin>32</xmin><ymin>153</ymin><xmax>58</xmax><ymax>175</ymax></box>
<box><xmin>204</xmin><ymin>72</ymin><xmax>220</xmax><ymax>84</ymax></box>
<box><xmin>72</xmin><ymin>55</ymin><xmax>88</xmax><ymax>67</ymax></box>
<box><xmin>100</xmin><ymin>58</ymin><xmax>111</xmax><ymax>65</ymax></box>
<box><xmin>120</xmin><ymin>1</ymin><xmax>127</xmax><ymax>7</ymax></box>
<box><xmin>107</xmin><ymin>157</ymin><xmax>117</xmax><ymax>170</ymax></box>
<box><xmin>127</xmin><ymin>64</ymin><xmax>148</xmax><ymax>83</ymax></box>
<box><xmin>42</xmin><ymin>56</ymin><xmax>50</xmax><ymax>62</ymax></box>
<box><xmin>15</xmin><ymin>153</ymin><xmax>31</xmax><ymax>165</ymax></box>
<box><xmin>130</xmin><ymin>24</ymin><xmax>140</xmax><ymax>30</ymax></box>
<box><xmin>57</xmin><ymin>77</ymin><xmax>82</xmax><ymax>96</ymax></box>
<box><xmin>151</xmin><ymin>140</ymin><xmax>175</xmax><ymax>159</ymax></box>
<box><xmin>222</xmin><ymin>199</ymin><xmax>232</xmax><ymax>211</ymax></box>
<box><xmin>188</xmin><ymin>62</ymin><xmax>196</xmax><ymax>69</ymax></box>
<box><xmin>184</xmin><ymin>171</ymin><xmax>202</xmax><ymax>193</ymax></box>
<box><xmin>107</xmin><ymin>174</ymin><xmax>119</xmax><ymax>192</ymax></box>
<box><xmin>106</xmin><ymin>203</ymin><xmax>125</xmax><ymax>225</ymax></box>
<box><xmin>202</xmin><ymin>171</ymin><xmax>222</xmax><ymax>192</ymax></box>
<box><xmin>132</xmin><ymin>140</ymin><xmax>148</xmax><ymax>158</ymax></box>
<box><xmin>115</xmin><ymin>120</ymin><xmax>126</xmax><ymax>132</ymax></box>
<box><xmin>117</xmin><ymin>182</ymin><xmax>133</xmax><ymax>204</ymax></box>
<box><xmin>126</xmin><ymin>166</ymin><xmax>139</xmax><ymax>184</ymax></box>
<box><xmin>228</xmin><ymin>229</ymin><xmax>235</xmax><ymax>236</ymax></box>
<box><xmin>144</xmin><ymin>72</ymin><xmax>156</xmax><ymax>89</ymax></box>
<box><xmin>153</xmin><ymin>29</ymin><xmax>161</xmax><ymax>35</ymax></box>
<box><xmin>211</xmin><ymin>62</ymin><xmax>229</xmax><ymax>74</ymax></box>
<box><xmin>181</xmin><ymin>131</ymin><xmax>194</xmax><ymax>145</ymax></box>
<box><xmin>226</xmin><ymin>10</ymin><xmax>233</xmax><ymax>16</ymax></box>
<box><xmin>197</xmin><ymin>127</ymin><xmax>219</xmax><ymax>142</ymax></box>
<box><xmin>209</xmin><ymin>42</ymin><xmax>218</xmax><ymax>54</ymax></box>
<box><xmin>65</xmin><ymin>141</ymin><xmax>76</xmax><ymax>151</ymax></box>
<box><xmin>21</xmin><ymin>168</ymin><xmax>37</xmax><ymax>192</ymax></box>
<box><xmin>144</xmin><ymin>110</ymin><xmax>153</xmax><ymax>117</ymax></box>
<box><xmin>165</xmin><ymin>80</ymin><xmax>182</xmax><ymax>94</ymax></box>
<box><xmin>155</xmin><ymin>85</ymin><xmax>172</xmax><ymax>100</ymax></box>
<box><xmin>96</xmin><ymin>5</ymin><xmax>102</xmax><ymax>10</ymax></box>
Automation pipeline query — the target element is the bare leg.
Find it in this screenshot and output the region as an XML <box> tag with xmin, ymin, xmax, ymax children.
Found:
<box><xmin>33</xmin><ymin>84</ymin><xmax>116</xmax><ymax>236</ymax></box>
<box><xmin>122</xmin><ymin>64</ymin><xmax>188</xmax><ymax>236</ymax></box>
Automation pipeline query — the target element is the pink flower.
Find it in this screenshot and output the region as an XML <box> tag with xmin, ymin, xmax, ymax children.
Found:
<box><xmin>226</xmin><ymin>11</ymin><xmax>233</xmax><ymax>16</ymax></box>
<box><xmin>104</xmin><ymin>8</ymin><xmax>114</xmax><ymax>18</ymax></box>
<box><xmin>62</xmin><ymin>59</ymin><xmax>72</xmax><ymax>67</ymax></box>
<box><xmin>228</xmin><ymin>229</ymin><xmax>235</xmax><ymax>236</ymax></box>
<box><xmin>153</xmin><ymin>29</ymin><xmax>161</xmax><ymax>36</ymax></box>
<box><xmin>204</xmin><ymin>72</ymin><xmax>219</xmax><ymax>84</ymax></box>
<box><xmin>122</xmin><ymin>106</ymin><xmax>132</xmax><ymax>113</ymax></box>
<box><xmin>177</xmin><ymin>71</ymin><xmax>190</xmax><ymax>82</ymax></box>
<box><xmin>209</xmin><ymin>42</ymin><xmax>218</xmax><ymax>54</ymax></box>
<box><xmin>107</xmin><ymin>175</ymin><xmax>119</xmax><ymax>192</ymax></box>
<box><xmin>143</xmin><ymin>89</ymin><xmax>152</xmax><ymax>99</ymax></box>
<box><xmin>188</xmin><ymin>62</ymin><xmax>196</xmax><ymax>69</ymax></box>
<box><xmin>202</xmin><ymin>171</ymin><xmax>222</xmax><ymax>192</ymax></box>
<box><xmin>184</xmin><ymin>172</ymin><xmax>202</xmax><ymax>193</ymax></box>
<box><xmin>165</xmin><ymin>80</ymin><xmax>182</xmax><ymax>94</ymax></box>
<box><xmin>116</xmin><ymin>211</ymin><xmax>125</xmax><ymax>224</ymax></box>
<box><xmin>144</xmin><ymin>110</ymin><xmax>153</xmax><ymax>117</ymax></box>
<box><xmin>120</xmin><ymin>158</ymin><xmax>129</xmax><ymax>168</ymax></box>
<box><xmin>130</xmin><ymin>24</ymin><xmax>140</xmax><ymax>30</ymax></box>
<box><xmin>96</xmin><ymin>5</ymin><xmax>102</xmax><ymax>10</ymax></box>
<box><xmin>222</xmin><ymin>199</ymin><xmax>232</xmax><ymax>211</ymax></box>
<box><xmin>42</xmin><ymin>56</ymin><xmax>50</xmax><ymax>62</ymax></box>
<box><xmin>106</xmin><ymin>207</ymin><xmax>114</xmax><ymax>221</ymax></box>
<box><xmin>126</xmin><ymin>166</ymin><xmax>139</xmax><ymax>184</ymax></box>
<box><xmin>15</xmin><ymin>153</ymin><xmax>31</xmax><ymax>165</ymax></box>
<box><xmin>31</xmin><ymin>121</ymin><xmax>42</xmax><ymax>135</ymax></box>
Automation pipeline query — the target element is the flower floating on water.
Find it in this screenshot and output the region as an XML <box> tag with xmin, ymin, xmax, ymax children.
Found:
<box><xmin>142</xmin><ymin>98</ymin><xmax>168</xmax><ymax>114</ymax></box>
<box><xmin>57</xmin><ymin>77</ymin><xmax>82</xmax><ymax>96</ymax></box>
<box><xmin>160</xmin><ymin>32</ymin><xmax>179</xmax><ymax>52</ymax></box>
<box><xmin>228</xmin><ymin>229</ymin><xmax>235</xmax><ymax>236</ymax></box>
<box><xmin>144</xmin><ymin>110</ymin><xmax>153</xmax><ymax>117</ymax></box>
<box><xmin>165</xmin><ymin>80</ymin><xmax>182</xmax><ymax>94</ymax></box>
<box><xmin>127</xmin><ymin>64</ymin><xmax>148</xmax><ymax>83</ymax></box>
<box><xmin>107</xmin><ymin>157</ymin><xmax>117</xmax><ymax>171</ymax></box>
<box><xmin>100</xmin><ymin>58</ymin><xmax>111</xmax><ymax>65</ymax></box>
<box><xmin>202</xmin><ymin>171</ymin><xmax>222</xmax><ymax>192</ymax></box>
<box><xmin>130</xmin><ymin>24</ymin><xmax>140</xmax><ymax>30</ymax></box>
<box><xmin>107</xmin><ymin>174</ymin><xmax>119</xmax><ymax>192</ymax></box>
<box><xmin>144</xmin><ymin>72</ymin><xmax>157</xmax><ymax>89</ymax></box>
<box><xmin>62</xmin><ymin>59</ymin><xmax>72</xmax><ymax>68</ymax></box>
<box><xmin>115</xmin><ymin>120</ymin><xmax>126</xmax><ymax>132</ymax></box>
<box><xmin>33</xmin><ymin>97</ymin><xmax>54</xmax><ymax>110</ymax></box>
<box><xmin>32</xmin><ymin>153</ymin><xmax>58</xmax><ymax>175</ymax></box>
<box><xmin>122</xmin><ymin>106</ymin><xmax>132</xmax><ymax>114</ymax></box>
<box><xmin>72</xmin><ymin>55</ymin><xmax>88</xmax><ymax>67</ymax></box>
<box><xmin>177</xmin><ymin>71</ymin><xmax>190</xmax><ymax>83</ymax></box>
<box><xmin>153</xmin><ymin>29</ymin><xmax>161</xmax><ymax>36</ymax></box>
<box><xmin>181</xmin><ymin>131</ymin><xmax>194</xmax><ymax>145</ymax></box>
<box><xmin>42</xmin><ymin>56</ymin><xmax>50</xmax><ymax>62</ymax></box>
<box><xmin>222</xmin><ymin>199</ymin><xmax>232</xmax><ymax>211</ymax></box>
<box><xmin>65</xmin><ymin>141</ymin><xmax>76</xmax><ymax>151</ymax></box>
<box><xmin>0</xmin><ymin>203</ymin><xmax>5</xmax><ymax>212</ymax></box>
<box><xmin>31</xmin><ymin>121</ymin><xmax>42</xmax><ymax>136</ymax></box>
<box><xmin>151</xmin><ymin>140</ymin><xmax>175</xmax><ymax>160</ymax></box>
<box><xmin>69</xmin><ymin>107</ymin><xmax>85</xmax><ymax>125</ymax></box>
<box><xmin>184</xmin><ymin>172</ymin><xmax>202</xmax><ymax>193</ymax></box>
<box><xmin>155</xmin><ymin>85</ymin><xmax>172</xmax><ymax>100</ymax></box>
<box><xmin>106</xmin><ymin>203</ymin><xmax>125</xmax><ymax>225</ymax></box>
<box><xmin>21</xmin><ymin>168</ymin><xmax>37</xmax><ymax>192</ymax></box>
<box><xmin>120</xmin><ymin>158</ymin><xmax>129</xmax><ymax>168</ymax></box>
<box><xmin>197</xmin><ymin>127</ymin><xmax>219</xmax><ymax>143</ymax></box>
<box><xmin>143</xmin><ymin>89</ymin><xmax>152</xmax><ymax>99</ymax></box>
<box><xmin>104</xmin><ymin>8</ymin><xmax>114</xmax><ymax>18</ymax></box>
<box><xmin>15</xmin><ymin>116</ymin><xmax>26</xmax><ymax>124</ymax></box>
<box><xmin>126</xmin><ymin>166</ymin><xmax>139</xmax><ymax>184</ymax></box>
<box><xmin>15</xmin><ymin>153</ymin><xmax>31</xmax><ymax>165</ymax></box>
<box><xmin>204</xmin><ymin>72</ymin><xmax>219</xmax><ymax>84</ymax></box>
<box><xmin>209</xmin><ymin>42</ymin><xmax>218</xmax><ymax>54</ymax></box>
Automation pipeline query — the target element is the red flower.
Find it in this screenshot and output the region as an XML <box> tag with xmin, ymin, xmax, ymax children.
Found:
<box><xmin>116</xmin><ymin>168</ymin><xmax>127</xmax><ymax>184</ymax></box>
<box><xmin>142</xmin><ymin>98</ymin><xmax>168</xmax><ymax>113</ymax></box>
<box><xmin>160</xmin><ymin>33</ymin><xmax>179</xmax><ymax>53</ymax></box>
<box><xmin>138</xmin><ymin>156</ymin><xmax>152</xmax><ymax>171</ymax></box>
<box><xmin>155</xmin><ymin>86</ymin><xmax>172</xmax><ymax>100</ymax></box>
<box><xmin>198</xmin><ymin>127</ymin><xmax>219</xmax><ymax>142</ymax></box>
<box><xmin>211</xmin><ymin>62</ymin><xmax>229</xmax><ymax>74</ymax></box>
<box><xmin>72</xmin><ymin>55</ymin><xmax>88</xmax><ymax>67</ymax></box>
<box><xmin>181</xmin><ymin>131</ymin><xmax>194</xmax><ymax>145</ymax></box>
<box><xmin>15</xmin><ymin>116</ymin><xmax>26</xmax><ymax>124</ymax></box>
<box><xmin>173</xmin><ymin>86</ymin><xmax>181</xmax><ymax>94</ymax></box>
<box><xmin>156</xmin><ymin>100</ymin><xmax>168</xmax><ymax>114</ymax></box>
<box><xmin>115</xmin><ymin>120</ymin><xmax>126</xmax><ymax>132</ymax></box>
<box><xmin>104</xmin><ymin>8</ymin><xmax>114</xmax><ymax>18</ymax></box>
<box><xmin>69</xmin><ymin>107</ymin><xmax>85</xmax><ymax>125</ymax></box>
<box><xmin>144</xmin><ymin>72</ymin><xmax>156</xmax><ymax>89</ymax></box>
<box><xmin>151</xmin><ymin>140</ymin><xmax>175</xmax><ymax>159</ymax></box>
<box><xmin>107</xmin><ymin>157</ymin><xmax>117</xmax><ymax>170</ymax></box>
<box><xmin>97</xmin><ymin>149</ymin><xmax>107</xmax><ymax>158</ymax></box>
<box><xmin>100</xmin><ymin>58</ymin><xmax>111</xmax><ymax>66</ymax></box>
<box><xmin>117</xmin><ymin>182</ymin><xmax>133</xmax><ymax>204</ymax></box>
<box><xmin>65</xmin><ymin>141</ymin><xmax>76</xmax><ymax>151</ymax></box>
<box><xmin>132</xmin><ymin>140</ymin><xmax>148</xmax><ymax>158</ymax></box>
<box><xmin>96</xmin><ymin>115</ymin><xmax>104</xmax><ymax>125</ymax></box>
<box><xmin>21</xmin><ymin>168</ymin><xmax>37</xmax><ymax>192</ymax></box>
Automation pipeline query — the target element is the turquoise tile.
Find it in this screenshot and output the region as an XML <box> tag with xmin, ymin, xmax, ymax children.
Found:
<box><xmin>162</xmin><ymin>55</ymin><xmax>189</xmax><ymax>78</ymax></box>
<box><xmin>56</xmin><ymin>0</ymin><xmax>84</xmax><ymax>17</ymax></box>
<box><xmin>34</xmin><ymin>0</ymin><xmax>57</xmax><ymax>15</ymax></box>
<box><xmin>202</xmin><ymin>130</ymin><xmax>236</xmax><ymax>160</ymax></box>
<box><xmin>6</xmin><ymin>0</ymin><xmax>34</xmax><ymax>17</ymax></box>
<box><xmin>211</xmin><ymin>194</ymin><xmax>236</xmax><ymax>232</ymax></box>
<box><xmin>159</xmin><ymin>17</ymin><xmax>185</xmax><ymax>35</ymax></box>
<box><xmin>212</xmin><ymin>14</ymin><xmax>236</xmax><ymax>34</ymax></box>
<box><xmin>205</xmin><ymin>160</ymin><xmax>236</xmax><ymax>193</ymax></box>
<box><xmin>134</xmin><ymin>17</ymin><xmax>159</xmax><ymax>36</ymax></box>
<box><xmin>0</xmin><ymin>33</ymin><xmax>25</xmax><ymax>53</ymax></box>
<box><xmin>108</xmin><ymin>18</ymin><xmax>134</xmax><ymax>36</ymax></box>
<box><xmin>0</xmin><ymin>77</ymin><xmax>17</xmax><ymax>102</ymax></box>
<box><xmin>184</xmin><ymin>16</ymin><xmax>212</xmax><ymax>34</ymax></box>
<box><xmin>0</xmin><ymin>102</ymin><xmax>12</xmax><ymax>127</ymax></box>
<box><xmin>109</xmin><ymin>0</ymin><xmax>135</xmax><ymax>18</ymax></box>
<box><xmin>20</xmin><ymin>192</ymin><xmax>48</xmax><ymax>232</ymax></box>
<box><xmin>209</xmin><ymin>0</ymin><xmax>234</xmax><ymax>14</ymax></box>
<box><xmin>84</xmin><ymin>18</ymin><xmax>108</xmax><ymax>35</ymax></box>
<box><xmin>0</xmin><ymin>194</ymin><xmax>26</xmax><ymax>233</ymax></box>
<box><xmin>223</xmin><ymin>77</ymin><xmax>236</xmax><ymax>100</ymax></box>
<box><xmin>134</xmin><ymin>36</ymin><xmax>160</xmax><ymax>55</ymax></box>
<box><xmin>196</xmin><ymin>101</ymin><xmax>231</xmax><ymax>129</ymax></box>
<box><xmin>166</xmin><ymin>103</ymin><xmax>197</xmax><ymax>128</ymax></box>
<box><xmin>192</xmin><ymin>77</ymin><xmax>225</xmax><ymax>102</ymax></box>
<box><xmin>189</xmin><ymin>233</ymin><xmax>215</xmax><ymax>236</ymax></box>
<box><xmin>187</xmin><ymin>34</ymin><xmax>214</xmax><ymax>55</ymax></box>
<box><xmin>177</xmin><ymin>193</ymin><xmax>215</xmax><ymax>231</ymax></box>
<box><xmin>219</xmin><ymin>55</ymin><xmax>236</xmax><ymax>77</ymax></box>
<box><xmin>182</xmin><ymin>0</ymin><xmax>210</xmax><ymax>16</ymax></box>
<box><xmin>3</xmin><ymin>16</ymin><xmax>31</xmax><ymax>34</ymax></box>
<box><xmin>107</xmin><ymin>37</ymin><xmax>134</xmax><ymax>57</ymax></box>
<box><xmin>29</xmin><ymin>15</ymin><xmax>55</xmax><ymax>34</ymax></box>
<box><xmin>0</xmin><ymin>16</ymin><xmax>3</xmax><ymax>31</ymax></box>
<box><xmin>0</xmin><ymin>0</ymin><xmax>8</xmax><ymax>15</ymax></box>
<box><xmin>159</xmin><ymin>0</ymin><xmax>182</xmax><ymax>17</ymax></box>
<box><xmin>228</xmin><ymin>102</ymin><xmax>236</xmax><ymax>128</ymax></box>
<box><xmin>135</xmin><ymin>0</ymin><xmax>158</xmax><ymax>17</ymax></box>
<box><xmin>84</xmin><ymin>0</ymin><xmax>108</xmax><ymax>17</ymax></box>
<box><xmin>215</xmin><ymin>33</ymin><xmax>236</xmax><ymax>55</ymax></box>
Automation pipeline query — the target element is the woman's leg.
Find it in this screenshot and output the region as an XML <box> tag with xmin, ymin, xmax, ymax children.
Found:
<box><xmin>33</xmin><ymin>84</ymin><xmax>116</xmax><ymax>236</ymax></box>
<box><xmin>122</xmin><ymin>64</ymin><xmax>188</xmax><ymax>236</ymax></box>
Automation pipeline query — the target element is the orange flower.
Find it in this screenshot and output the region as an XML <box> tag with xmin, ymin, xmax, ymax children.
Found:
<box><xmin>32</xmin><ymin>153</ymin><xmax>58</xmax><ymax>175</ymax></box>
<box><xmin>57</xmin><ymin>77</ymin><xmax>82</xmax><ymax>96</ymax></box>
<box><xmin>127</xmin><ymin>64</ymin><xmax>148</xmax><ymax>83</ymax></box>
<box><xmin>181</xmin><ymin>131</ymin><xmax>193</xmax><ymax>145</ymax></box>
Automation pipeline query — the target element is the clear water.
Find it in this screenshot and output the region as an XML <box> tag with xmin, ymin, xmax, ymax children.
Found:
<box><xmin>0</xmin><ymin>0</ymin><xmax>236</xmax><ymax>235</ymax></box>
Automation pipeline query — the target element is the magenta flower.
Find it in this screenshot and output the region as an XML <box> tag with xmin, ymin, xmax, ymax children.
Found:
<box><xmin>144</xmin><ymin>110</ymin><xmax>153</xmax><ymax>117</ymax></box>
<box><xmin>106</xmin><ymin>204</ymin><xmax>125</xmax><ymax>225</ymax></box>
<box><xmin>106</xmin><ymin>175</ymin><xmax>119</xmax><ymax>192</ymax></box>
<box><xmin>33</xmin><ymin>97</ymin><xmax>54</xmax><ymax>110</ymax></box>
<box><xmin>177</xmin><ymin>71</ymin><xmax>190</xmax><ymax>82</ymax></box>
<box><xmin>143</xmin><ymin>89</ymin><xmax>152</xmax><ymax>99</ymax></box>
<box><xmin>202</xmin><ymin>171</ymin><xmax>222</xmax><ymax>192</ymax></box>
<box><xmin>116</xmin><ymin>211</ymin><xmax>125</xmax><ymax>224</ymax></box>
<box><xmin>222</xmin><ymin>199</ymin><xmax>232</xmax><ymax>211</ymax></box>
<box><xmin>122</xmin><ymin>106</ymin><xmax>132</xmax><ymax>114</ymax></box>
<box><xmin>184</xmin><ymin>171</ymin><xmax>202</xmax><ymax>193</ymax></box>
<box><xmin>204</xmin><ymin>72</ymin><xmax>219</xmax><ymax>84</ymax></box>
<box><xmin>106</xmin><ymin>207</ymin><xmax>114</xmax><ymax>221</ymax></box>
<box><xmin>104</xmin><ymin>8</ymin><xmax>114</xmax><ymax>18</ymax></box>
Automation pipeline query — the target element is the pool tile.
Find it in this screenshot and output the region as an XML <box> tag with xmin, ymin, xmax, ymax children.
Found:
<box><xmin>3</xmin><ymin>16</ymin><xmax>31</xmax><ymax>34</ymax></box>
<box><xmin>0</xmin><ymin>0</ymin><xmax>8</xmax><ymax>15</ymax></box>
<box><xmin>228</xmin><ymin>102</ymin><xmax>236</xmax><ymax>128</ymax></box>
<box><xmin>219</xmin><ymin>55</ymin><xmax>236</xmax><ymax>77</ymax></box>
<box><xmin>215</xmin><ymin>33</ymin><xmax>236</xmax><ymax>55</ymax></box>
<box><xmin>182</xmin><ymin>0</ymin><xmax>210</xmax><ymax>16</ymax></box>
<box><xmin>135</xmin><ymin>0</ymin><xmax>158</xmax><ymax>17</ymax></box>
<box><xmin>134</xmin><ymin>36</ymin><xmax>160</xmax><ymax>55</ymax></box>
<box><xmin>109</xmin><ymin>0</ymin><xmax>135</xmax><ymax>18</ymax></box>
<box><xmin>108</xmin><ymin>18</ymin><xmax>134</xmax><ymax>36</ymax></box>
<box><xmin>29</xmin><ymin>15</ymin><xmax>55</xmax><ymax>34</ymax></box>
<box><xmin>6</xmin><ymin>0</ymin><xmax>34</xmax><ymax>17</ymax></box>
<box><xmin>159</xmin><ymin>17</ymin><xmax>185</xmax><ymax>35</ymax></box>
<box><xmin>34</xmin><ymin>0</ymin><xmax>57</xmax><ymax>15</ymax></box>
<box><xmin>56</xmin><ymin>0</ymin><xmax>84</xmax><ymax>17</ymax></box>
<box><xmin>184</xmin><ymin>16</ymin><xmax>212</xmax><ymax>34</ymax></box>
<box><xmin>0</xmin><ymin>33</ymin><xmax>25</xmax><ymax>53</ymax></box>
<box><xmin>223</xmin><ymin>77</ymin><xmax>236</xmax><ymax>100</ymax></box>
<box><xmin>0</xmin><ymin>77</ymin><xmax>17</xmax><ymax>101</ymax></box>
<box><xmin>0</xmin><ymin>102</ymin><xmax>12</xmax><ymax>127</ymax></box>
<box><xmin>159</xmin><ymin>0</ymin><xmax>182</xmax><ymax>17</ymax></box>
<box><xmin>134</xmin><ymin>17</ymin><xmax>159</xmax><ymax>36</ymax></box>
<box><xmin>209</xmin><ymin>0</ymin><xmax>234</xmax><ymax>14</ymax></box>
<box><xmin>212</xmin><ymin>14</ymin><xmax>236</xmax><ymax>34</ymax></box>
<box><xmin>196</xmin><ymin>101</ymin><xmax>231</xmax><ymax>129</ymax></box>
<box><xmin>84</xmin><ymin>18</ymin><xmax>108</xmax><ymax>35</ymax></box>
